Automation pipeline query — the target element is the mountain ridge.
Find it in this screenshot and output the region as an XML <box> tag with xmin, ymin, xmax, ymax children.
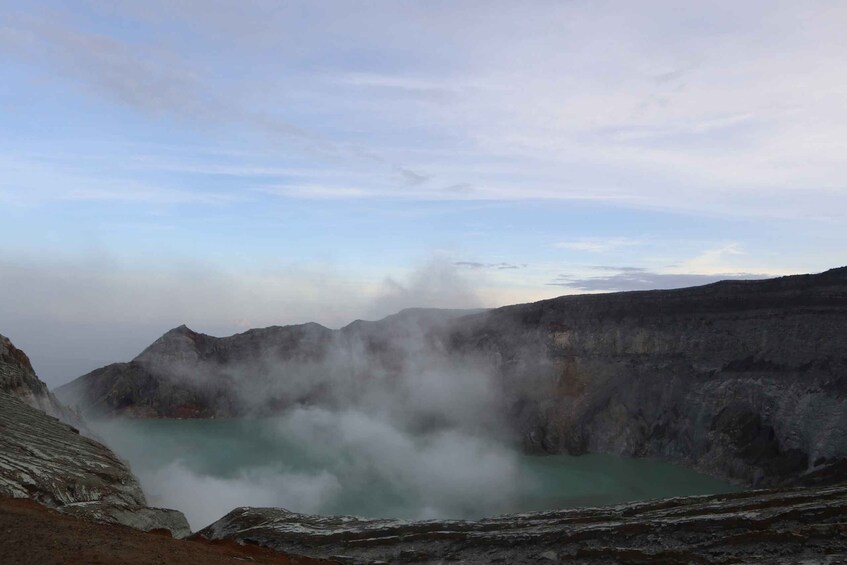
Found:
<box><xmin>56</xmin><ymin>267</ymin><xmax>847</xmax><ymax>488</ymax></box>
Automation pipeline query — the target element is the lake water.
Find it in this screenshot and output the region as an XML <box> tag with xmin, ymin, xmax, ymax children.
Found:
<box><xmin>93</xmin><ymin>415</ymin><xmax>740</xmax><ymax>530</ymax></box>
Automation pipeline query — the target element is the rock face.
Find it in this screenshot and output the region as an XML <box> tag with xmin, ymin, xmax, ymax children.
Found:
<box><xmin>1</xmin><ymin>334</ymin><xmax>73</xmax><ymax>422</ymax></box>
<box><xmin>0</xmin><ymin>391</ymin><xmax>145</xmax><ymax>507</ymax></box>
<box><xmin>0</xmin><ymin>334</ymin><xmax>191</xmax><ymax>538</ymax></box>
<box><xmin>455</xmin><ymin>267</ymin><xmax>847</xmax><ymax>488</ymax></box>
<box><xmin>56</xmin><ymin>268</ymin><xmax>847</xmax><ymax>489</ymax></box>
<box><xmin>56</xmin><ymin>309</ymin><xmax>478</xmax><ymax>419</ymax></box>
<box><xmin>198</xmin><ymin>483</ymin><xmax>847</xmax><ymax>564</ymax></box>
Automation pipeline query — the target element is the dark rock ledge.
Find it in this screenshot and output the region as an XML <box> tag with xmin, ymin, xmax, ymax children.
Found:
<box><xmin>198</xmin><ymin>483</ymin><xmax>847</xmax><ymax>564</ymax></box>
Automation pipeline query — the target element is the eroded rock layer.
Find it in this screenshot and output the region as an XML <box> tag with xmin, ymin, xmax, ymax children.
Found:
<box><xmin>452</xmin><ymin>267</ymin><xmax>847</xmax><ymax>487</ymax></box>
<box><xmin>0</xmin><ymin>333</ymin><xmax>191</xmax><ymax>538</ymax></box>
<box><xmin>0</xmin><ymin>391</ymin><xmax>190</xmax><ymax>537</ymax></box>
<box><xmin>1</xmin><ymin>334</ymin><xmax>71</xmax><ymax>421</ymax></box>
<box><xmin>0</xmin><ymin>391</ymin><xmax>144</xmax><ymax>506</ymax></box>
<box><xmin>198</xmin><ymin>483</ymin><xmax>847</xmax><ymax>564</ymax></box>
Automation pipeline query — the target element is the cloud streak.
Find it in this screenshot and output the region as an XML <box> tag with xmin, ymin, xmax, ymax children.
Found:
<box><xmin>555</xmin><ymin>238</ymin><xmax>642</xmax><ymax>253</ymax></box>
<box><xmin>3</xmin><ymin>2</ymin><xmax>845</xmax><ymax>216</ymax></box>
<box><xmin>549</xmin><ymin>270</ymin><xmax>769</xmax><ymax>292</ymax></box>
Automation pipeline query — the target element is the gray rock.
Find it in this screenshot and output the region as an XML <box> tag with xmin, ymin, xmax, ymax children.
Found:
<box><xmin>57</xmin><ymin>501</ymin><xmax>191</xmax><ymax>538</ymax></box>
<box><xmin>0</xmin><ymin>334</ymin><xmax>191</xmax><ymax>538</ymax></box>
<box><xmin>197</xmin><ymin>483</ymin><xmax>847</xmax><ymax>564</ymax></box>
<box><xmin>0</xmin><ymin>391</ymin><xmax>145</xmax><ymax>507</ymax></box>
<box><xmin>449</xmin><ymin>266</ymin><xmax>847</xmax><ymax>487</ymax></box>
<box><xmin>0</xmin><ymin>334</ymin><xmax>80</xmax><ymax>426</ymax></box>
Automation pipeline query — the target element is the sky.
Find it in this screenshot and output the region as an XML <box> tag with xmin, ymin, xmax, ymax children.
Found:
<box><xmin>1</xmin><ymin>0</ymin><xmax>846</xmax><ymax>385</ymax></box>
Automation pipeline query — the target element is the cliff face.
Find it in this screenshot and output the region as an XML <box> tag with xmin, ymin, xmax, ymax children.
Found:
<box><xmin>447</xmin><ymin>267</ymin><xmax>847</xmax><ymax>487</ymax></box>
<box><xmin>0</xmin><ymin>334</ymin><xmax>190</xmax><ymax>538</ymax></box>
<box><xmin>56</xmin><ymin>269</ymin><xmax>847</xmax><ymax>487</ymax></box>
<box><xmin>0</xmin><ymin>334</ymin><xmax>70</xmax><ymax>421</ymax></box>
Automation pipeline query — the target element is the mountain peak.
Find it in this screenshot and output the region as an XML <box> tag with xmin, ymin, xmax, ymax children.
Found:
<box><xmin>132</xmin><ymin>325</ymin><xmax>202</xmax><ymax>365</ymax></box>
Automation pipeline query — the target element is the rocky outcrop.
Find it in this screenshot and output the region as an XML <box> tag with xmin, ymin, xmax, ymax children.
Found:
<box><xmin>57</xmin><ymin>501</ymin><xmax>191</xmax><ymax>537</ymax></box>
<box><xmin>56</xmin><ymin>269</ymin><xmax>847</xmax><ymax>488</ymax></box>
<box><xmin>1</xmin><ymin>334</ymin><xmax>74</xmax><ymax>423</ymax></box>
<box><xmin>0</xmin><ymin>391</ymin><xmax>144</xmax><ymax>506</ymax></box>
<box><xmin>198</xmin><ymin>483</ymin><xmax>847</xmax><ymax>564</ymax></box>
<box><xmin>0</xmin><ymin>390</ymin><xmax>190</xmax><ymax>537</ymax></box>
<box><xmin>0</xmin><ymin>334</ymin><xmax>191</xmax><ymax>538</ymax></box>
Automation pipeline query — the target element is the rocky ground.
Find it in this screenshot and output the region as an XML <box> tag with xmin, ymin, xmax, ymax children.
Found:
<box><xmin>198</xmin><ymin>483</ymin><xmax>847</xmax><ymax>564</ymax></box>
<box><xmin>0</xmin><ymin>496</ymin><xmax>334</xmax><ymax>565</ymax></box>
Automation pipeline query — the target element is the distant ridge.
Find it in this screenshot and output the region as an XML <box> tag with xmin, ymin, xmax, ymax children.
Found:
<box><xmin>56</xmin><ymin>268</ymin><xmax>847</xmax><ymax>489</ymax></box>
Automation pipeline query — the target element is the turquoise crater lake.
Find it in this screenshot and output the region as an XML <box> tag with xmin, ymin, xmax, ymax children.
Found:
<box><xmin>93</xmin><ymin>415</ymin><xmax>740</xmax><ymax>530</ymax></box>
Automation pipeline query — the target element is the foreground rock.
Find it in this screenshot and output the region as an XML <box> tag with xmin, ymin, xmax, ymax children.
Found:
<box><xmin>0</xmin><ymin>334</ymin><xmax>78</xmax><ymax>425</ymax></box>
<box><xmin>198</xmin><ymin>483</ymin><xmax>847</xmax><ymax>564</ymax></box>
<box><xmin>0</xmin><ymin>391</ymin><xmax>190</xmax><ymax>538</ymax></box>
<box><xmin>0</xmin><ymin>334</ymin><xmax>190</xmax><ymax>538</ymax></box>
<box><xmin>0</xmin><ymin>391</ymin><xmax>145</xmax><ymax>507</ymax></box>
<box><xmin>0</xmin><ymin>496</ymin><xmax>333</xmax><ymax>565</ymax></box>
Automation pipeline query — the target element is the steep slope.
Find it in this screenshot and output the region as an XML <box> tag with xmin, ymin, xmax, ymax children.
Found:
<box><xmin>56</xmin><ymin>269</ymin><xmax>847</xmax><ymax>488</ymax></box>
<box><xmin>56</xmin><ymin>322</ymin><xmax>336</xmax><ymax>417</ymax></box>
<box><xmin>446</xmin><ymin>266</ymin><xmax>847</xmax><ymax>487</ymax></box>
<box><xmin>1</xmin><ymin>334</ymin><xmax>75</xmax><ymax>422</ymax></box>
<box><xmin>57</xmin><ymin>309</ymin><xmax>477</xmax><ymax>418</ymax></box>
<box><xmin>0</xmin><ymin>334</ymin><xmax>190</xmax><ymax>537</ymax></box>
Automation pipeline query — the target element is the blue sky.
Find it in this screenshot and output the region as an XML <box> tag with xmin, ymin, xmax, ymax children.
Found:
<box><xmin>1</xmin><ymin>1</ymin><xmax>846</xmax><ymax>384</ymax></box>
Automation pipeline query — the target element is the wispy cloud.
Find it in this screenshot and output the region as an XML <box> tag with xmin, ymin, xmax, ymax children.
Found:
<box><xmin>555</xmin><ymin>237</ymin><xmax>642</xmax><ymax>253</ymax></box>
<box><xmin>455</xmin><ymin>261</ymin><xmax>526</xmax><ymax>270</ymax></box>
<box><xmin>549</xmin><ymin>270</ymin><xmax>770</xmax><ymax>292</ymax></box>
<box><xmin>256</xmin><ymin>184</ymin><xmax>374</xmax><ymax>199</ymax></box>
<box><xmin>0</xmin><ymin>155</ymin><xmax>244</xmax><ymax>207</ymax></box>
<box><xmin>398</xmin><ymin>168</ymin><xmax>432</xmax><ymax>187</ymax></box>
<box><xmin>3</xmin><ymin>2</ymin><xmax>846</xmax><ymax>218</ymax></box>
<box><xmin>1</xmin><ymin>13</ymin><xmax>212</xmax><ymax>119</ymax></box>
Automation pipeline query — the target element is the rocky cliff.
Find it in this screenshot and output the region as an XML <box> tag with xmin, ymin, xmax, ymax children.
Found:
<box><xmin>453</xmin><ymin>267</ymin><xmax>847</xmax><ymax>488</ymax></box>
<box><xmin>1</xmin><ymin>334</ymin><xmax>74</xmax><ymax>422</ymax></box>
<box><xmin>0</xmin><ymin>334</ymin><xmax>190</xmax><ymax>538</ymax></box>
<box><xmin>56</xmin><ymin>269</ymin><xmax>847</xmax><ymax>489</ymax></box>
